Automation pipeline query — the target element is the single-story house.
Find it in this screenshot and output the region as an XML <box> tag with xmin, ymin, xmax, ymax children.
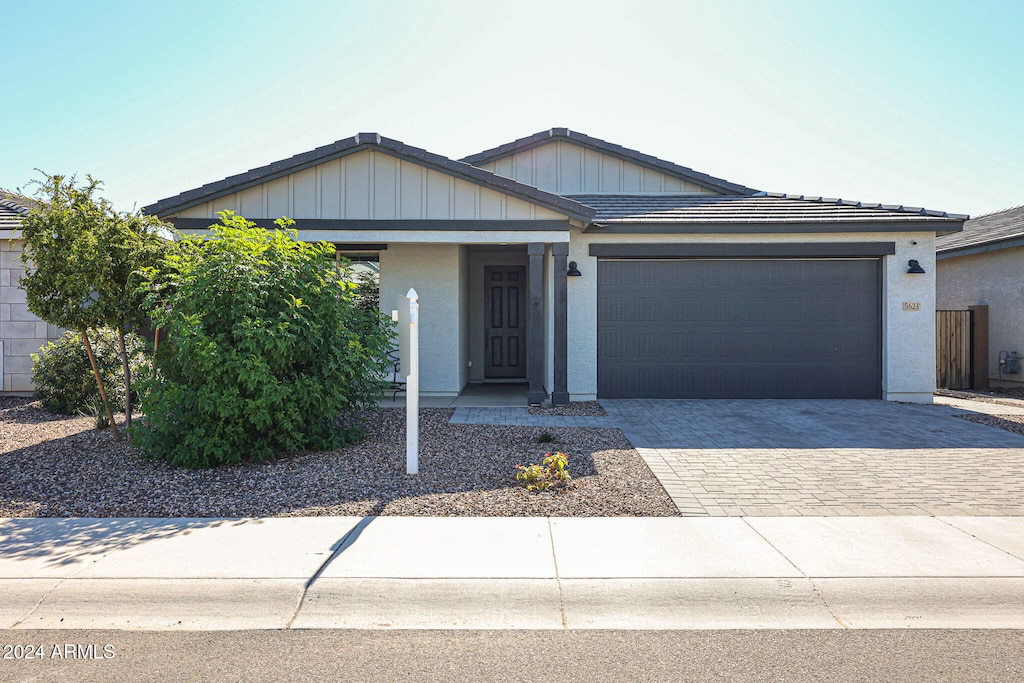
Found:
<box><xmin>143</xmin><ymin>129</ymin><xmax>965</xmax><ymax>404</ymax></box>
<box><xmin>936</xmin><ymin>205</ymin><xmax>1024</xmax><ymax>388</ymax></box>
<box><xmin>0</xmin><ymin>191</ymin><xmax>61</xmax><ymax>394</ymax></box>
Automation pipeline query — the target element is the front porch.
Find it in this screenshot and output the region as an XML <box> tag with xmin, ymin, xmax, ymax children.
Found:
<box><xmin>379</xmin><ymin>240</ymin><xmax>572</xmax><ymax>407</ymax></box>
<box><xmin>379</xmin><ymin>382</ymin><xmax>528</xmax><ymax>408</ymax></box>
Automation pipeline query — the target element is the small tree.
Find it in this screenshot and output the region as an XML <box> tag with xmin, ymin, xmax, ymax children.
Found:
<box><xmin>134</xmin><ymin>212</ymin><xmax>392</xmax><ymax>468</ymax></box>
<box><xmin>18</xmin><ymin>174</ymin><xmax>169</xmax><ymax>440</ymax></box>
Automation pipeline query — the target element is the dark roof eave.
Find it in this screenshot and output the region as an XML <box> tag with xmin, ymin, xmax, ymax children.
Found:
<box><xmin>460</xmin><ymin>128</ymin><xmax>758</xmax><ymax>196</ymax></box>
<box><xmin>143</xmin><ymin>133</ymin><xmax>596</xmax><ymax>224</ymax></box>
<box><xmin>586</xmin><ymin>218</ymin><xmax>965</xmax><ymax>235</ymax></box>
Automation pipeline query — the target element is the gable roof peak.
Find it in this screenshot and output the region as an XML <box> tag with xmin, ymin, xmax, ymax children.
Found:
<box><xmin>143</xmin><ymin>132</ymin><xmax>595</xmax><ymax>222</ymax></box>
<box><xmin>354</xmin><ymin>132</ymin><xmax>383</xmax><ymax>145</ymax></box>
<box><xmin>461</xmin><ymin>128</ymin><xmax>758</xmax><ymax>196</ymax></box>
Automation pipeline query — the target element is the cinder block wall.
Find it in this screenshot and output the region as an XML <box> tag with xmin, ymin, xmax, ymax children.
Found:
<box><xmin>1</xmin><ymin>239</ymin><xmax>58</xmax><ymax>394</ymax></box>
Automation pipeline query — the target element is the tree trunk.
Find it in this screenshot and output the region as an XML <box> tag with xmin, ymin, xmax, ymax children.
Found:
<box><xmin>117</xmin><ymin>327</ymin><xmax>133</xmax><ymax>440</ymax></box>
<box><xmin>82</xmin><ymin>329</ymin><xmax>121</xmax><ymax>443</ymax></box>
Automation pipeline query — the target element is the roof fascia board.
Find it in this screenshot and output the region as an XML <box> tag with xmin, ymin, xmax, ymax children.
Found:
<box><xmin>461</xmin><ymin>129</ymin><xmax>756</xmax><ymax>196</ymax></box>
<box><xmin>589</xmin><ymin>241</ymin><xmax>897</xmax><ymax>258</ymax></box>
<box><xmin>585</xmin><ymin>220</ymin><xmax>963</xmax><ymax>235</ymax></box>
<box><xmin>169</xmin><ymin>218</ymin><xmax>573</xmax><ymax>232</ymax></box>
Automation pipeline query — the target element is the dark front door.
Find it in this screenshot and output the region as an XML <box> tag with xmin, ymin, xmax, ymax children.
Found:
<box><xmin>484</xmin><ymin>266</ymin><xmax>527</xmax><ymax>379</ymax></box>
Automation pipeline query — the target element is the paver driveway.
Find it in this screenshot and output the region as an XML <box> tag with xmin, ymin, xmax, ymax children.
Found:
<box><xmin>600</xmin><ymin>399</ymin><xmax>1024</xmax><ymax>517</ymax></box>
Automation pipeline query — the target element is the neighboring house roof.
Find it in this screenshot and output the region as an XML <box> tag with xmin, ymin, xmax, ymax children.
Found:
<box><xmin>144</xmin><ymin>133</ymin><xmax>596</xmax><ymax>224</ymax></box>
<box><xmin>936</xmin><ymin>205</ymin><xmax>1024</xmax><ymax>258</ymax></box>
<box><xmin>460</xmin><ymin>128</ymin><xmax>758</xmax><ymax>196</ymax></box>
<box><xmin>573</xmin><ymin>192</ymin><xmax>968</xmax><ymax>233</ymax></box>
<box><xmin>0</xmin><ymin>190</ymin><xmax>34</xmax><ymax>233</ymax></box>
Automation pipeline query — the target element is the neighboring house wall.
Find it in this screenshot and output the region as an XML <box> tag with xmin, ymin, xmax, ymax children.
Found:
<box><xmin>474</xmin><ymin>140</ymin><xmax>721</xmax><ymax>195</ymax></box>
<box><xmin>566</xmin><ymin>230</ymin><xmax>938</xmax><ymax>403</ymax></box>
<box><xmin>937</xmin><ymin>246</ymin><xmax>1024</xmax><ymax>388</ymax></box>
<box><xmin>1</xmin><ymin>239</ymin><xmax>57</xmax><ymax>394</ymax></box>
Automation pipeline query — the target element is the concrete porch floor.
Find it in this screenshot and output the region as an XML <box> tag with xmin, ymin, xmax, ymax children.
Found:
<box><xmin>379</xmin><ymin>382</ymin><xmax>529</xmax><ymax>408</ymax></box>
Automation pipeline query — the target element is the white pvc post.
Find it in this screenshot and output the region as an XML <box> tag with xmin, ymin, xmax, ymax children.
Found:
<box><xmin>405</xmin><ymin>288</ymin><xmax>419</xmax><ymax>475</ymax></box>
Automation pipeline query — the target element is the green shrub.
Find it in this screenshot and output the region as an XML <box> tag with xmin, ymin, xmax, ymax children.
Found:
<box><xmin>32</xmin><ymin>329</ymin><xmax>149</xmax><ymax>415</ymax></box>
<box><xmin>132</xmin><ymin>212</ymin><xmax>392</xmax><ymax>469</ymax></box>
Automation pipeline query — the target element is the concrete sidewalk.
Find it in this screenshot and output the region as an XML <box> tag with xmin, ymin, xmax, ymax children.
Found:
<box><xmin>2</xmin><ymin>516</ymin><xmax>1023</xmax><ymax>631</ymax></box>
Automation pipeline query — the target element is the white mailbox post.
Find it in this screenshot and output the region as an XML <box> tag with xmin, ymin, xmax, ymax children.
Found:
<box><xmin>397</xmin><ymin>288</ymin><xmax>420</xmax><ymax>474</ymax></box>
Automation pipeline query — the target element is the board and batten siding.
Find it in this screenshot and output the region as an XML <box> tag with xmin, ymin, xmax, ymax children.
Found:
<box><xmin>473</xmin><ymin>141</ymin><xmax>722</xmax><ymax>195</ymax></box>
<box><xmin>174</xmin><ymin>150</ymin><xmax>566</xmax><ymax>222</ymax></box>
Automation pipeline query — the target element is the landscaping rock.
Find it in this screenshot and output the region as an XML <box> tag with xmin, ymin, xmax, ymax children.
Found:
<box><xmin>0</xmin><ymin>398</ymin><xmax>677</xmax><ymax>518</ymax></box>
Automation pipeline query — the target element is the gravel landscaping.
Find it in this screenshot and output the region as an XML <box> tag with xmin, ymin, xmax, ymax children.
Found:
<box><xmin>937</xmin><ymin>388</ymin><xmax>1024</xmax><ymax>408</ymax></box>
<box><xmin>527</xmin><ymin>401</ymin><xmax>607</xmax><ymax>417</ymax></box>
<box><xmin>0</xmin><ymin>397</ymin><xmax>677</xmax><ymax>518</ymax></box>
<box><xmin>936</xmin><ymin>390</ymin><xmax>1024</xmax><ymax>437</ymax></box>
<box><xmin>956</xmin><ymin>413</ymin><xmax>1024</xmax><ymax>438</ymax></box>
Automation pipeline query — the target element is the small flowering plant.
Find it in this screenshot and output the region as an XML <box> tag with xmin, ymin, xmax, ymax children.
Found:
<box><xmin>514</xmin><ymin>451</ymin><xmax>571</xmax><ymax>492</ymax></box>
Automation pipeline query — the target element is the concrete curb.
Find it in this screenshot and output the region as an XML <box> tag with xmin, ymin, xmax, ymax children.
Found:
<box><xmin>2</xmin><ymin>516</ymin><xmax>1023</xmax><ymax>630</ymax></box>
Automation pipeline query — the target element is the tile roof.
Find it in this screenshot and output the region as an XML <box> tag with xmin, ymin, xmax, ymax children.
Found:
<box><xmin>143</xmin><ymin>133</ymin><xmax>596</xmax><ymax>223</ymax></box>
<box><xmin>460</xmin><ymin>128</ymin><xmax>758</xmax><ymax>196</ymax></box>
<box><xmin>0</xmin><ymin>190</ymin><xmax>34</xmax><ymax>231</ymax></box>
<box><xmin>936</xmin><ymin>204</ymin><xmax>1024</xmax><ymax>255</ymax></box>
<box><xmin>571</xmin><ymin>192</ymin><xmax>967</xmax><ymax>229</ymax></box>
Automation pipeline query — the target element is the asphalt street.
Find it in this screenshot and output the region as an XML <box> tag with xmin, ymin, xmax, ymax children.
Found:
<box><xmin>1</xmin><ymin>629</ymin><xmax>1022</xmax><ymax>682</ymax></box>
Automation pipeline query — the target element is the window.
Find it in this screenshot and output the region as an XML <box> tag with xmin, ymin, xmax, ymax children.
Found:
<box><xmin>332</xmin><ymin>250</ymin><xmax>380</xmax><ymax>311</ymax></box>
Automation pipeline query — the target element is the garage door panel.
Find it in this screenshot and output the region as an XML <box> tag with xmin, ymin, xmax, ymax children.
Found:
<box><xmin>734</xmin><ymin>297</ymin><xmax>770</xmax><ymax>322</ymax></box>
<box><xmin>700</xmin><ymin>298</ymin><xmax>733</xmax><ymax>322</ymax></box>
<box><xmin>597</xmin><ymin>259</ymin><xmax>881</xmax><ymax>399</ymax></box>
<box><xmin>770</xmin><ymin>297</ymin><xmax>805</xmax><ymax>321</ymax></box>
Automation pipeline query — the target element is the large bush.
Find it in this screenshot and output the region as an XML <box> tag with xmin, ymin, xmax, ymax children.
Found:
<box><xmin>133</xmin><ymin>212</ymin><xmax>392</xmax><ymax>468</ymax></box>
<box><xmin>32</xmin><ymin>329</ymin><xmax>150</xmax><ymax>415</ymax></box>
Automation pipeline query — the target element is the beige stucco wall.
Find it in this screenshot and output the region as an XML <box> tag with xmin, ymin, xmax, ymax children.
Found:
<box><xmin>566</xmin><ymin>230</ymin><xmax>937</xmax><ymax>403</ymax></box>
<box><xmin>380</xmin><ymin>243</ymin><xmax>467</xmax><ymax>396</ymax></box>
<box><xmin>1</xmin><ymin>239</ymin><xmax>59</xmax><ymax>394</ymax></box>
<box><xmin>937</xmin><ymin>246</ymin><xmax>1024</xmax><ymax>388</ymax></box>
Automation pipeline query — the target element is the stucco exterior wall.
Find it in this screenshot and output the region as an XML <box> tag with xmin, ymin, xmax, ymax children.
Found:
<box><xmin>937</xmin><ymin>246</ymin><xmax>1024</xmax><ymax>388</ymax></box>
<box><xmin>566</xmin><ymin>230</ymin><xmax>937</xmax><ymax>403</ymax></box>
<box><xmin>1</xmin><ymin>239</ymin><xmax>59</xmax><ymax>394</ymax></box>
<box><xmin>380</xmin><ymin>243</ymin><xmax>466</xmax><ymax>396</ymax></box>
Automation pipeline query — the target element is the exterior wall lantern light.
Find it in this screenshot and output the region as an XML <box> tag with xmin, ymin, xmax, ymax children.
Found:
<box><xmin>907</xmin><ymin>259</ymin><xmax>925</xmax><ymax>274</ymax></box>
<box><xmin>567</xmin><ymin>261</ymin><xmax>582</xmax><ymax>277</ymax></box>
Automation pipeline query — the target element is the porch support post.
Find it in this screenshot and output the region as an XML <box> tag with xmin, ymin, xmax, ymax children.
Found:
<box><xmin>527</xmin><ymin>242</ymin><xmax>547</xmax><ymax>405</ymax></box>
<box><xmin>551</xmin><ymin>242</ymin><xmax>570</xmax><ymax>405</ymax></box>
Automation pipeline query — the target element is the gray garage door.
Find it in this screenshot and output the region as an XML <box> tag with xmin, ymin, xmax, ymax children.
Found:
<box><xmin>597</xmin><ymin>259</ymin><xmax>881</xmax><ymax>399</ymax></box>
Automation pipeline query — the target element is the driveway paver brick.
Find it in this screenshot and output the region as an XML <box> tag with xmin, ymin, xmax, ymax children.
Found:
<box><xmin>602</xmin><ymin>399</ymin><xmax>1024</xmax><ymax>516</ymax></box>
<box><xmin>454</xmin><ymin>399</ymin><xmax>1024</xmax><ymax>517</ymax></box>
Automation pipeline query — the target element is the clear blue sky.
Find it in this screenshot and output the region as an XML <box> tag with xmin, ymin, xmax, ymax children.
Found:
<box><xmin>2</xmin><ymin>0</ymin><xmax>1021</xmax><ymax>217</ymax></box>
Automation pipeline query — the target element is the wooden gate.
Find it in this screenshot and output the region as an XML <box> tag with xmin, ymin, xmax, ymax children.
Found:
<box><xmin>936</xmin><ymin>310</ymin><xmax>973</xmax><ymax>389</ymax></box>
